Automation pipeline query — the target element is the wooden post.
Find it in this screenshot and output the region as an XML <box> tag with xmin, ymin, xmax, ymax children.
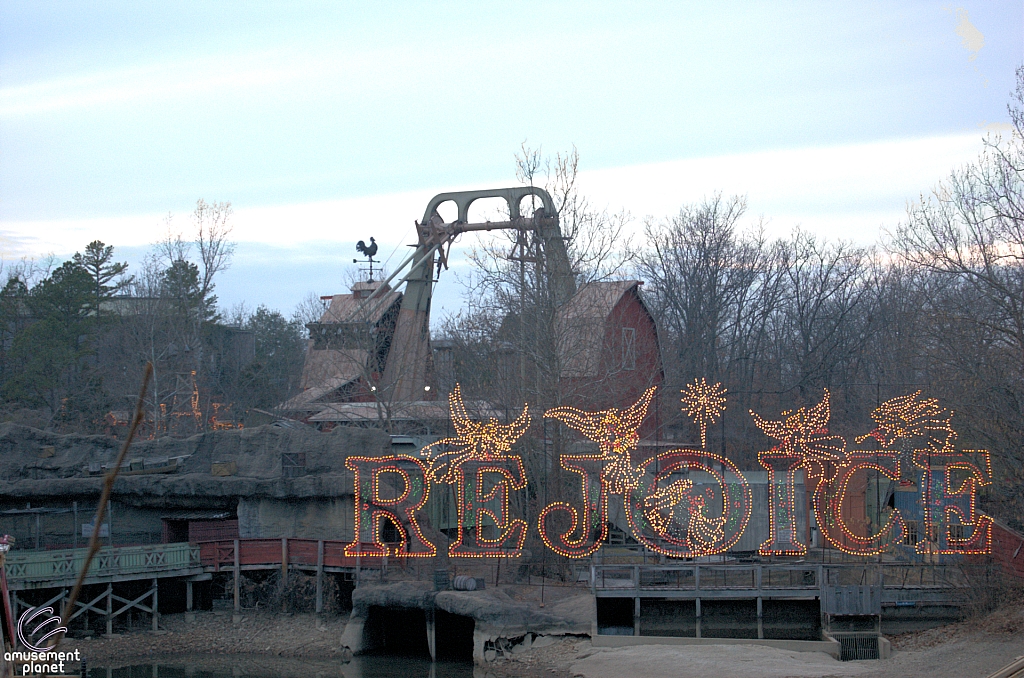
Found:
<box><xmin>233</xmin><ymin>538</ymin><xmax>240</xmax><ymax>614</ymax></box>
<box><xmin>186</xmin><ymin>579</ymin><xmax>193</xmax><ymax>621</ymax></box>
<box><xmin>756</xmin><ymin>565</ymin><xmax>763</xmax><ymax>639</ymax></box>
<box><xmin>281</xmin><ymin>538</ymin><xmax>288</xmax><ymax>612</ymax></box>
<box><xmin>425</xmin><ymin>606</ymin><xmax>436</xmax><ymax>661</ymax></box>
<box><xmin>355</xmin><ymin>543</ymin><xmax>360</xmax><ymax>589</ymax></box>
<box><xmin>633</xmin><ymin>597</ymin><xmax>640</xmax><ymax>637</ymax></box>
<box><xmin>151</xmin><ymin>578</ymin><xmax>159</xmax><ymax>631</ymax></box>
<box><xmin>694</xmin><ymin>565</ymin><xmax>701</xmax><ymax>638</ymax></box>
<box><xmin>105</xmin><ymin>583</ymin><xmax>113</xmax><ymax>636</ymax></box>
<box><xmin>315</xmin><ymin>540</ymin><xmax>324</xmax><ymax>614</ymax></box>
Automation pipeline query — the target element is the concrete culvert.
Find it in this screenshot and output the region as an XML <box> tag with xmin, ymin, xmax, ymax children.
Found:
<box><xmin>762</xmin><ymin>599</ymin><xmax>822</xmax><ymax>640</ymax></box>
<box><xmin>639</xmin><ymin>599</ymin><xmax>697</xmax><ymax>637</ymax></box>
<box><xmin>452</xmin><ymin>575</ymin><xmax>477</xmax><ymax>591</ymax></box>
<box><xmin>596</xmin><ymin>598</ymin><xmax>635</xmax><ymax>635</ymax></box>
<box><xmin>364</xmin><ymin>606</ymin><xmax>431</xmax><ymax>657</ymax></box>
<box><xmin>434</xmin><ymin>609</ymin><xmax>474</xmax><ymax>661</ymax></box>
<box><xmin>701</xmin><ymin>599</ymin><xmax>759</xmax><ymax>639</ymax></box>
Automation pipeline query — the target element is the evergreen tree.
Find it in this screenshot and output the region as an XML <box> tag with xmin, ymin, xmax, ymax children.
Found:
<box><xmin>72</xmin><ymin>240</ymin><xmax>132</xmax><ymax>313</ymax></box>
<box><xmin>3</xmin><ymin>261</ymin><xmax>98</xmax><ymax>421</ymax></box>
<box><xmin>162</xmin><ymin>259</ymin><xmax>215</xmax><ymax>323</ymax></box>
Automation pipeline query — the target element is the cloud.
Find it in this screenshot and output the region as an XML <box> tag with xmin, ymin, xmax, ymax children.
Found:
<box><xmin>1</xmin><ymin>132</ymin><xmax>988</xmax><ymax>263</ymax></box>
<box><xmin>978</xmin><ymin>121</ymin><xmax>1014</xmax><ymax>133</ymax></box>
<box><xmin>0</xmin><ymin>45</ymin><xmax>349</xmax><ymax>118</ymax></box>
<box><xmin>0</xmin><ymin>132</ymin><xmax>991</xmax><ymax>323</ymax></box>
<box><xmin>573</xmin><ymin>133</ymin><xmax>987</xmax><ymax>244</ymax></box>
<box><xmin>945</xmin><ymin>6</ymin><xmax>985</xmax><ymax>61</ymax></box>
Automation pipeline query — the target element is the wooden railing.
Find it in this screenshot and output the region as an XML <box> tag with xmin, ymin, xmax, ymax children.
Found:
<box><xmin>591</xmin><ymin>563</ymin><xmax>822</xmax><ymax>597</ymax></box>
<box><xmin>197</xmin><ymin>538</ymin><xmax>383</xmax><ymax>571</ymax></box>
<box><xmin>591</xmin><ymin>562</ymin><xmax>985</xmax><ymax>606</ymax></box>
<box><xmin>4</xmin><ymin>543</ymin><xmax>201</xmax><ymax>588</ymax></box>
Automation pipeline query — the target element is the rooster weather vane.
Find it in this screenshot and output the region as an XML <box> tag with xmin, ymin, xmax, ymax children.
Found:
<box><xmin>354</xmin><ymin>237</ymin><xmax>378</xmax><ymax>281</ymax></box>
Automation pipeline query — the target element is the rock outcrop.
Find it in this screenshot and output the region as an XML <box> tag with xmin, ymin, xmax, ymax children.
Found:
<box><xmin>340</xmin><ymin>581</ymin><xmax>594</xmax><ymax>664</ymax></box>
<box><xmin>0</xmin><ymin>423</ymin><xmax>389</xmax><ymax>503</ymax></box>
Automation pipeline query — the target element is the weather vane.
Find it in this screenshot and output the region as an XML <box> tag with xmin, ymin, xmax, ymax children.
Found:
<box><xmin>354</xmin><ymin>237</ymin><xmax>378</xmax><ymax>281</ymax></box>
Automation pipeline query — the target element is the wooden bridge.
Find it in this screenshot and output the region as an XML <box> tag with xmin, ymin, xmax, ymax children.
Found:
<box><xmin>3</xmin><ymin>539</ymin><xmax>382</xmax><ymax>635</ymax></box>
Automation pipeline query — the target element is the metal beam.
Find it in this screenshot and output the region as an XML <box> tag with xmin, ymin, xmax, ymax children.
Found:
<box><xmin>315</xmin><ymin>540</ymin><xmax>324</xmax><ymax>614</ymax></box>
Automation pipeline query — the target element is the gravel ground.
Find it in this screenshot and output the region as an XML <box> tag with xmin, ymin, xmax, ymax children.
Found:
<box><xmin>563</xmin><ymin>600</ymin><xmax>1024</xmax><ymax>678</ymax></box>
<box><xmin>873</xmin><ymin>601</ymin><xmax>1024</xmax><ymax>678</ymax></box>
<box><xmin>39</xmin><ymin>598</ymin><xmax>1024</xmax><ymax>678</ymax></box>
<box><xmin>61</xmin><ymin>610</ymin><xmax>350</xmax><ymax>666</ymax></box>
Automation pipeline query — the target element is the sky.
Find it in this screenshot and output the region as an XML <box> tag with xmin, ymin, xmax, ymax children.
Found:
<box><xmin>1</xmin><ymin>1</ymin><xmax>1022</xmax><ymax>322</ymax></box>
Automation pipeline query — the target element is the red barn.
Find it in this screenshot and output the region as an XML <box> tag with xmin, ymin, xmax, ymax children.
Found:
<box><xmin>557</xmin><ymin>280</ymin><xmax>664</xmax><ymax>423</ymax></box>
<box><xmin>986</xmin><ymin>518</ymin><xmax>1024</xmax><ymax>580</ymax></box>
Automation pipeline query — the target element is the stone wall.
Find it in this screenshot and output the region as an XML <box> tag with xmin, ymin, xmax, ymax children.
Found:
<box><xmin>0</xmin><ymin>423</ymin><xmax>388</xmax><ymax>505</ymax></box>
<box><xmin>237</xmin><ymin>497</ymin><xmax>354</xmax><ymax>541</ymax></box>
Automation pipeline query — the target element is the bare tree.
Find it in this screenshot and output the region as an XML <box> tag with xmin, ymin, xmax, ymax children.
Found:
<box><xmin>449</xmin><ymin>146</ymin><xmax>636</xmax><ymax>411</ymax></box>
<box><xmin>97</xmin><ymin>202</ymin><xmax>236</xmax><ymax>436</ymax></box>
<box><xmin>292</xmin><ymin>292</ymin><xmax>328</xmax><ymax>332</ymax></box>
<box><xmin>774</xmin><ymin>229</ymin><xmax>872</xmax><ymax>399</ymax></box>
<box><xmin>888</xmin><ymin>66</ymin><xmax>1024</xmax><ymax>522</ymax></box>
<box><xmin>193</xmin><ymin>199</ymin><xmax>236</xmax><ymax>302</ymax></box>
<box><xmin>638</xmin><ymin>194</ymin><xmax>783</xmax><ymax>383</ymax></box>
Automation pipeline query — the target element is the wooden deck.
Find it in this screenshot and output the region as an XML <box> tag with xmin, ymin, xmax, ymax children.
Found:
<box><xmin>2</xmin><ymin>538</ymin><xmax>379</xmax><ymax>629</ymax></box>
<box><xmin>590</xmin><ymin>562</ymin><xmax>979</xmax><ymax>608</ymax></box>
<box><xmin>5</xmin><ymin>543</ymin><xmax>204</xmax><ymax>591</ymax></box>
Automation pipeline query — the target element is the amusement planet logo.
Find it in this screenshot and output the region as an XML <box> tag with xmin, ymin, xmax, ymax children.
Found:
<box><xmin>4</xmin><ymin>606</ymin><xmax>80</xmax><ymax>675</ymax></box>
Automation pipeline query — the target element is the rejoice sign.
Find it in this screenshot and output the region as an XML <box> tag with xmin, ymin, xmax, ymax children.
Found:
<box><xmin>346</xmin><ymin>385</ymin><xmax>993</xmax><ymax>559</ymax></box>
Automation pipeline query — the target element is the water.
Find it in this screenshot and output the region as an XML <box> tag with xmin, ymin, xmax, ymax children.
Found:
<box><xmin>88</xmin><ymin>655</ymin><xmax>477</xmax><ymax>678</ymax></box>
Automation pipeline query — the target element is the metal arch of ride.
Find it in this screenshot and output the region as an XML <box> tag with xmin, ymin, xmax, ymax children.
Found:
<box><xmin>349</xmin><ymin>186</ymin><xmax>575</xmax><ymax>402</ymax></box>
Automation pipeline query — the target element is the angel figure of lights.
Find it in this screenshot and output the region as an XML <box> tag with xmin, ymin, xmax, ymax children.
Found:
<box><xmin>545</xmin><ymin>386</ymin><xmax>657</xmax><ymax>495</ymax></box>
<box><xmin>855</xmin><ymin>391</ymin><xmax>957</xmax><ymax>456</ymax></box>
<box><xmin>686</xmin><ymin>488</ymin><xmax>728</xmax><ymax>550</ymax></box>
<box><xmin>680</xmin><ymin>378</ymin><xmax>727</xmax><ymax>449</ymax></box>
<box><xmin>420</xmin><ymin>384</ymin><xmax>530</xmax><ymax>484</ymax></box>
<box><xmin>643</xmin><ymin>478</ymin><xmax>694</xmax><ymax>533</ymax></box>
<box><xmin>750</xmin><ymin>389</ymin><xmax>846</xmax><ymax>481</ymax></box>
<box><xmin>644</xmin><ymin>480</ymin><xmax>727</xmax><ymax>549</ymax></box>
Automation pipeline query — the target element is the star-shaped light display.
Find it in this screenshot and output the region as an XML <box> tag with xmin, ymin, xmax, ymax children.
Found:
<box><xmin>680</xmin><ymin>378</ymin><xmax>727</xmax><ymax>449</ymax></box>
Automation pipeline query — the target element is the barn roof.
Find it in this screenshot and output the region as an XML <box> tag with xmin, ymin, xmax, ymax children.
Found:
<box><xmin>283</xmin><ymin>370</ymin><xmax>361</xmax><ymax>411</ymax></box>
<box><xmin>319</xmin><ymin>281</ymin><xmax>401</xmax><ymax>325</ymax></box>
<box><xmin>557</xmin><ymin>280</ymin><xmax>646</xmax><ymax>378</ymax></box>
<box><xmin>561</xmin><ymin>280</ymin><xmax>642</xmax><ymax>320</ymax></box>
<box><xmin>288</xmin><ymin>279</ymin><xmax>402</xmax><ymax>405</ymax></box>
